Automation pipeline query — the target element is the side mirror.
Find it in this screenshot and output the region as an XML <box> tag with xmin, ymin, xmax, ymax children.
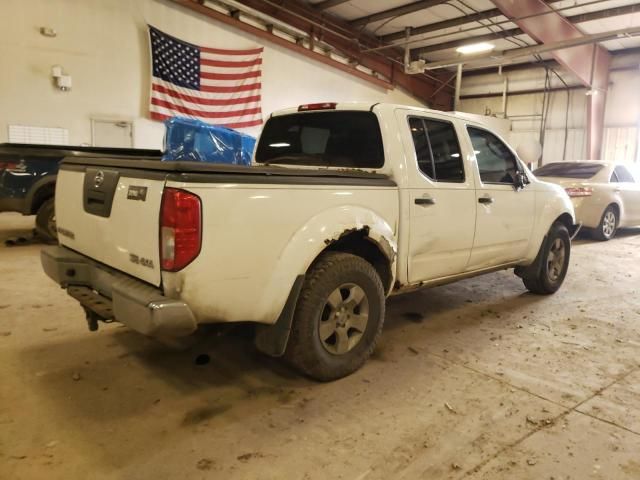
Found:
<box><xmin>513</xmin><ymin>171</ymin><xmax>527</xmax><ymax>191</ymax></box>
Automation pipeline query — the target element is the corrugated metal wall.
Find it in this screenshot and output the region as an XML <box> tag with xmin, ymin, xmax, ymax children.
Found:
<box><xmin>459</xmin><ymin>56</ymin><xmax>640</xmax><ymax>168</ymax></box>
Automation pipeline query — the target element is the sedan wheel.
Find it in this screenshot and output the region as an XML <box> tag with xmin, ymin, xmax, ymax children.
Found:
<box><xmin>602</xmin><ymin>210</ymin><xmax>616</xmax><ymax>238</ymax></box>
<box><xmin>592</xmin><ymin>205</ymin><xmax>618</xmax><ymax>241</ymax></box>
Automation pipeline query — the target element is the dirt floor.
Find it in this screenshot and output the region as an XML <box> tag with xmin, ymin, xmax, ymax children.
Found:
<box><xmin>1</xmin><ymin>212</ymin><xmax>639</xmax><ymax>480</ymax></box>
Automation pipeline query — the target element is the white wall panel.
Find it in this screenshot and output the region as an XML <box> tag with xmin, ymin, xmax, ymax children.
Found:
<box><xmin>459</xmin><ymin>58</ymin><xmax>640</xmax><ymax>167</ymax></box>
<box><xmin>0</xmin><ymin>0</ymin><xmax>425</xmax><ymax>149</ymax></box>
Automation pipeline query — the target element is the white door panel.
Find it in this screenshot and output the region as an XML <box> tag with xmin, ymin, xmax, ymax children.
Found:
<box><xmin>395</xmin><ymin>109</ymin><xmax>477</xmax><ymax>283</ymax></box>
<box><xmin>469</xmin><ymin>185</ymin><xmax>535</xmax><ymax>268</ymax></box>
<box><xmin>466</xmin><ymin>126</ymin><xmax>536</xmax><ymax>268</ymax></box>
<box><xmin>613</xmin><ymin>166</ymin><xmax>640</xmax><ymax>224</ymax></box>
<box><xmin>408</xmin><ymin>188</ymin><xmax>476</xmax><ymax>281</ymax></box>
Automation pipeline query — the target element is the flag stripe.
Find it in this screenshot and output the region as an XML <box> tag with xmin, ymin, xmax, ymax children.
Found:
<box><xmin>201</xmin><ymin>58</ymin><xmax>262</xmax><ymax>68</ymax></box>
<box><xmin>200</xmin><ymin>70</ymin><xmax>261</xmax><ymax>81</ymax></box>
<box><xmin>152</xmin><ymin>78</ymin><xmax>260</xmax><ymax>100</ymax></box>
<box><xmin>152</xmin><ymin>89</ymin><xmax>260</xmax><ymax>111</ymax></box>
<box><xmin>151</xmin><ymin>98</ymin><xmax>261</xmax><ymax>119</ymax></box>
<box><xmin>199</xmin><ymin>83</ymin><xmax>262</xmax><ymax>93</ymax></box>
<box><xmin>200</xmin><ymin>46</ymin><xmax>264</xmax><ymax>56</ymax></box>
<box><xmin>152</xmin><ymin>84</ymin><xmax>260</xmax><ymax>106</ymax></box>
<box><xmin>151</xmin><ymin>105</ymin><xmax>262</xmax><ymax>128</ymax></box>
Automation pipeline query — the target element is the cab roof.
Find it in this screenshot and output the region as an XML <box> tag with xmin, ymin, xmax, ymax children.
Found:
<box><xmin>270</xmin><ymin>102</ymin><xmax>466</xmax><ymax>123</ymax></box>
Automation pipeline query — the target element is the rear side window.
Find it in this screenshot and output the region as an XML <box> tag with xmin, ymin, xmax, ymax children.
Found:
<box><xmin>614</xmin><ymin>165</ymin><xmax>635</xmax><ymax>183</ymax></box>
<box><xmin>255</xmin><ymin>111</ymin><xmax>384</xmax><ymax>168</ymax></box>
<box><xmin>409</xmin><ymin>117</ymin><xmax>464</xmax><ymax>183</ymax></box>
<box><xmin>468</xmin><ymin>127</ymin><xmax>518</xmax><ymax>184</ymax></box>
<box><xmin>534</xmin><ymin>162</ymin><xmax>604</xmax><ymax>179</ymax></box>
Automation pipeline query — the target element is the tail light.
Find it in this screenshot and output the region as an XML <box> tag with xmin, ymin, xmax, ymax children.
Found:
<box><xmin>0</xmin><ymin>161</ymin><xmax>18</xmax><ymax>171</ymax></box>
<box><xmin>565</xmin><ymin>187</ymin><xmax>593</xmax><ymax>197</ymax></box>
<box><xmin>298</xmin><ymin>102</ymin><xmax>337</xmax><ymax>111</ymax></box>
<box><xmin>160</xmin><ymin>188</ymin><xmax>201</xmax><ymax>271</ymax></box>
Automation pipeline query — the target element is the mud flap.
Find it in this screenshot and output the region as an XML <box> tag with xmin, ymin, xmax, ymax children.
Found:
<box><xmin>254</xmin><ymin>275</ymin><xmax>305</xmax><ymax>357</ymax></box>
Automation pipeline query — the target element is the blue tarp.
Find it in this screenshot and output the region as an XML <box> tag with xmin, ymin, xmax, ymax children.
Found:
<box><xmin>162</xmin><ymin>117</ymin><xmax>256</xmax><ymax>166</ymax></box>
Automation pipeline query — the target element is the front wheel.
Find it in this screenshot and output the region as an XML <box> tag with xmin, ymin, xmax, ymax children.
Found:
<box><xmin>520</xmin><ymin>222</ymin><xmax>571</xmax><ymax>295</ymax></box>
<box><xmin>285</xmin><ymin>252</ymin><xmax>385</xmax><ymax>381</ymax></box>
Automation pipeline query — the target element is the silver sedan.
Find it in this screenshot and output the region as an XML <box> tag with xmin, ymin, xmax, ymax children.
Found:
<box><xmin>534</xmin><ymin>161</ymin><xmax>640</xmax><ymax>240</ymax></box>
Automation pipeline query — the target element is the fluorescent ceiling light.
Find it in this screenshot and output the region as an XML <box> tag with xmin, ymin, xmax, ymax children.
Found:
<box><xmin>456</xmin><ymin>43</ymin><xmax>495</xmax><ymax>55</ymax></box>
<box><xmin>269</xmin><ymin>142</ymin><xmax>290</xmax><ymax>147</ymax></box>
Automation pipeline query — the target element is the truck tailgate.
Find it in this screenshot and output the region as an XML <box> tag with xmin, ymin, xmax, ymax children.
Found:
<box><xmin>55</xmin><ymin>164</ymin><xmax>165</xmax><ymax>286</ymax></box>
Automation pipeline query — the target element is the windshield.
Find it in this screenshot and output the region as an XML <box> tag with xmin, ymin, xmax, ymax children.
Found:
<box><xmin>255</xmin><ymin>111</ymin><xmax>384</xmax><ymax>168</ymax></box>
<box><xmin>534</xmin><ymin>162</ymin><xmax>605</xmax><ymax>179</ymax></box>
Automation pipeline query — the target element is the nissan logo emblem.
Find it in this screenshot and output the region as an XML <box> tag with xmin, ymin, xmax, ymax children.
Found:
<box><xmin>94</xmin><ymin>170</ymin><xmax>105</xmax><ymax>188</ymax></box>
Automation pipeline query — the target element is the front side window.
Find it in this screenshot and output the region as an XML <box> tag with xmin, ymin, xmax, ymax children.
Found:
<box><xmin>468</xmin><ymin>127</ymin><xmax>518</xmax><ymax>184</ymax></box>
<box><xmin>255</xmin><ymin>111</ymin><xmax>384</xmax><ymax>168</ymax></box>
<box><xmin>614</xmin><ymin>165</ymin><xmax>635</xmax><ymax>183</ymax></box>
<box><xmin>409</xmin><ymin>117</ymin><xmax>464</xmax><ymax>183</ymax></box>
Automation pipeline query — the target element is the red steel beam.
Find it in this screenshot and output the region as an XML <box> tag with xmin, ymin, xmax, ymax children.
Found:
<box><xmin>234</xmin><ymin>0</ymin><xmax>453</xmax><ymax>108</ymax></box>
<box><xmin>490</xmin><ymin>0</ymin><xmax>611</xmax><ymax>159</ymax></box>
<box><xmin>167</xmin><ymin>0</ymin><xmax>391</xmax><ymax>90</ymax></box>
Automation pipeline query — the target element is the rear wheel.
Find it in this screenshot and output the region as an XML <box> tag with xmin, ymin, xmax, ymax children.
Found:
<box><xmin>285</xmin><ymin>252</ymin><xmax>385</xmax><ymax>381</ymax></box>
<box><xmin>520</xmin><ymin>222</ymin><xmax>571</xmax><ymax>295</ymax></box>
<box><xmin>592</xmin><ymin>205</ymin><xmax>618</xmax><ymax>241</ymax></box>
<box><xmin>35</xmin><ymin>198</ymin><xmax>57</xmax><ymax>242</ymax></box>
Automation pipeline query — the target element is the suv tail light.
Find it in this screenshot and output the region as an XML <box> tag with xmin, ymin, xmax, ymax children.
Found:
<box><xmin>160</xmin><ymin>188</ymin><xmax>201</xmax><ymax>271</ymax></box>
<box><xmin>565</xmin><ymin>187</ymin><xmax>593</xmax><ymax>197</ymax></box>
<box><xmin>0</xmin><ymin>161</ymin><xmax>18</xmax><ymax>171</ymax></box>
<box><xmin>298</xmin><ymin>102</ymin><xmax>337</xmax><ymax>111</ymax></box>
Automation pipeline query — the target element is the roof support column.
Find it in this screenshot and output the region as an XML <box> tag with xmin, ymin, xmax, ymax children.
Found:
<box><xmin>490</xmin><ymin>0</ymin><xmax>611</xmax><ymax>159</ymax></box>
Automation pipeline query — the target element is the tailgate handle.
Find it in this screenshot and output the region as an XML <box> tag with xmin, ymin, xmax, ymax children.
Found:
<box><xmin>86</xmin><ymin>190</ymin><xmax>106</xmax><ymax>205</ymax></box>
<box><xmin>83</xmin><ymin>168</ymin><xmax>120</xmax><ymax>217</ymax></box>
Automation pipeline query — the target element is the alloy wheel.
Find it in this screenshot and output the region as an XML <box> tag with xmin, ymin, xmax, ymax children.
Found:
<box><xmin>318</xmin><ymin>283</ymin><xmax>369</xmax><ymax>355</ymax></box>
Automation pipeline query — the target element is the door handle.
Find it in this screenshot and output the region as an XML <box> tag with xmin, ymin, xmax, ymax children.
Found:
<box><xmin>478</xmin><ymin>196</ymin><xmax>494</xmax><ymax>204</ymax></box>
<box><xmin>415</xmin><ymin>197</ymin><xmax>436</xmax><ymax>206</ymax></box>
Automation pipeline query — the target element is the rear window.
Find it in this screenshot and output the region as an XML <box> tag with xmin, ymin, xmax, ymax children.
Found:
<box><xmin>534</xmin><ymin>162</ymin><xmax>604</xmax><ymax>179</ymax></box>
<box><xmin>255</xmin><ymin>111</ymin><xmax>384</xmax><ymax>168</ymax></box>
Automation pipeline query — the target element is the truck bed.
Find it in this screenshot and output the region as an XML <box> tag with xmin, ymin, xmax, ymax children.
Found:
<box><xmin>61</xmin><ymin>157</ymin><xmax>396</xmax><ymax>186</ymax></box>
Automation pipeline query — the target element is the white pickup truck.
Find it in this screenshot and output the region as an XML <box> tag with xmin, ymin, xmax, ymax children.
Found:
<box><xmin>42</xmin><ymin>102</ymin><xmax>576</xmax><ymax>380</ymax></box>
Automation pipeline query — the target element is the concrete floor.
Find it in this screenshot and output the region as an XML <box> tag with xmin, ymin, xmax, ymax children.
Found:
<box><xmin>1</xmin><ymin>212</ymin><xmax>639</xmax><ymax>480</ymax></box>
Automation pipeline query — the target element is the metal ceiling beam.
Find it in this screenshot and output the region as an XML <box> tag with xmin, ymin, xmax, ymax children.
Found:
<box><xmin>166</xmin><ymin>0</ymin><xmax>391</xmax><ymax>89</ymax></box>
<box><xmin>349</xmin><ymin>0</ymin><xmax>448</xmax><ymax>27</ymax></box>
<box><xmin>172</xmin><ymin>0</ymin><xmax>453</xmax><ymax>107</ymax></box>
<box><xmin>460</xmin><ymin>46</ymin><xmax>640</xmax><ymax>77</ymax></box>
<box><xmin>380</xmin><ymin>0</ymin><xmax>563</xmax><ymax>43</ymax></box>
<box><xmin>490</xmin><ymin>0</ymin><xmax>612</xmax><ymax>160</ymax></box>
<box><xmin>315</xmin><ymin>0</ymin><xmax>351</xmax><ymax>10</ymax></box>
<box><xmin>420</xmin><ymin>26</ymin><xmax>639</xmax><ymax>70</ymax></box>
<box><xmin>410</xmin><ymin>3</ymin><xmax>640</xmax><ymax>57</ymax></box>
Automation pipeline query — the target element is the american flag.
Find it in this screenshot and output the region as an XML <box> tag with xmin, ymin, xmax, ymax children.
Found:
<box><xmin>148</xmin><ymin>26</ymin><xmax>263</xmax><ymax>129</ymax></box>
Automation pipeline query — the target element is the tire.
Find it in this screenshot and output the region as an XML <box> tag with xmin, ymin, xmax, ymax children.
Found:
<box><xmin>521</xmin><ymin>222</ymin><xmax>571</xmax><ymax>295</ymax></box>
<box><xmin>35</xmin><ymin>198</ymin><xmax>57</xmax><ymax>242</ymax></box>
<box><xmin>285</xmin><ymin>252</ymin><xmax>385</xmax><ymax>381</ymax></box>
<box><xmin>591</xmin><ymin>205</ymin><xmax>618</xmax><ymax>241</ymax></box>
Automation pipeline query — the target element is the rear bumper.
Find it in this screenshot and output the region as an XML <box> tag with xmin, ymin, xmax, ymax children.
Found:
<box><xmin>41</xmin><ymin>246</ymin><xmax>197</xmax><ymax>337</ymax></box>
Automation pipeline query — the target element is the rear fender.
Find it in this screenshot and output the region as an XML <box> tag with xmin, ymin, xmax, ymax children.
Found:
<box><xmin>25</xmin><ymin>175</ymin><xmax>56</xmax><ymax>214</ymax></box>
<box><xmin>255</xmin><ymin>205</ymin><xmax>397</xmax><ymax>325</ymax></box>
